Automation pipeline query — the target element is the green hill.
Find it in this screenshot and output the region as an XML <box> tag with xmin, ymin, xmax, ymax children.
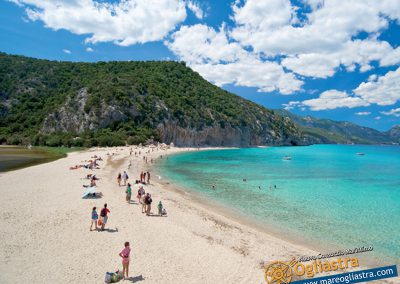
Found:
<box><xmin>0</xmin><ymin>53</ymin><xmax>306</xmax><ymax>147</ymax></box>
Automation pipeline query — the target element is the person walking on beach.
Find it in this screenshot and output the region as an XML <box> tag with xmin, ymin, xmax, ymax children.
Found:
<box><xmin>143</xmin><ymin>172</ymin><xmax>147</xmax><ymax>184</ymax></box>
<box><xmin>137</xmin><ymin>185</ymin><xmax>145</xmax><ymax>204</ymax></box>
<box><xmin>141</xmin><ymin>193</ymin><xmax>147</xmax><ymax>213</ymax></box>
<box><xmin>100</xmin><ymin>204</ymin><xmax>110</xmax><ymax>231</ymax></box>
<box><xmin>145</xmin><ymin>193</ymin><xmax>153</xmax><ymax>216</ymax></box>
<box><xmin>119</xmin><ymin>241</ymin><xmax>131</xmax><ymax>280</ymax></box>
<box><xmin>117</xmin><ymin>173</ymin><xmax>122</xmax><ymax>186</ymax></box>
<box><xmin>126</xmin><ymin>183</ymin><xmax>132</xmax><ymax>202</ymax></box>
<box><xmin>147</xmin><ymin>171</ymin><xmax>150</xmax><ymax>184</ymax></box>
<box><xmin>90</xmin><ymin>207</ymin><xmax>98</xmax><ymax>231</ymax></box>
<box><xmin>140</xmin><ymin>171</ymin><xmax>144</xmax><ymax>183</ymax></box>
<box><xmin>123</xmin><ymin>171</ymin><xmax>129</xmax><ymax>186</ymax></box>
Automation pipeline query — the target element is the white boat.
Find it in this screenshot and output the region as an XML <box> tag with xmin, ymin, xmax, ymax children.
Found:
<box><xmin>283</xmin><ymin>155</ymin><xmax>292</xmax><ymax>160</ymax></box>
<box><xmin>356</xmin><ymin>152</ymin><xmax>365</xmax><ymax>156</ymax></box>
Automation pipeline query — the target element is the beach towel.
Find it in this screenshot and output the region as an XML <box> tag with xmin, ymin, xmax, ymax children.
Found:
<box><xmin>82</xmin><ymin>186</ymin><xmax>96</xmax><ymax>198</ymax></box>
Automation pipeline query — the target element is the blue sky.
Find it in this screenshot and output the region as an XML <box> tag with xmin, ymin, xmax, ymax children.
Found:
<box><xmin>1</xmin><ymin>0</ymin><xmax>400</xmax><ymax>131</ymax></box>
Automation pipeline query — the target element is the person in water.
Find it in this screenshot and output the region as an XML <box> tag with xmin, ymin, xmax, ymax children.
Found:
<box><xmin>119</xmin><ymin>241</ymin><xmax>131</xmax><ymax>280</ymax></box>
<box><xmin>90</xmin><ymin>207</ymin><xmax>98</xmax><ymax>231</ymax></box>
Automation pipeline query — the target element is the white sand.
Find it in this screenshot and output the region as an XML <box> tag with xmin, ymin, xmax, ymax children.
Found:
<box><xmin>0</xmin><ymin>145</ymin><xmax>363</xmax><ymax>284</ymax></box>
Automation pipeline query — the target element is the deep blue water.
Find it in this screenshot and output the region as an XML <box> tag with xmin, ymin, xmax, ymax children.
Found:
<box><xmin>157</xmin><ymin>145</ymin><xmax>400</xmax><ymax>262</ymax></box>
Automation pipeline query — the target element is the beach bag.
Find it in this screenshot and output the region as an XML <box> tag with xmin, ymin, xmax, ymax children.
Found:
<box><xmin>105</xmin><ymin>272</ymin><xmax>113</xmax><ymax>283</ymax></box>
<box><xmin>98</xmin><ymin>219</ymin><xmax>103</xmax><ymax>226</ymax></box>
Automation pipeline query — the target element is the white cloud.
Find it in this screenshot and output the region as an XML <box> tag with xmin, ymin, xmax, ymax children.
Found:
<box><xmin>187</xmin><ymin>1</ymin><xmax>204</xmax><ymax>19</ymax></box>
<box><xmin>381</xmin><ymin>108</ymin><xmax>400</xmax><ymax>117</ymax></box>
<box><xmin>301</xmin><ymin>90</ymin><xmax>369</xmax><ymax>111</ymax></box>
<box><xmin>230</xmin><ymin>0</ymin><xmax>400</xmax><ymax>78</ymax></box>
<box><xmin>354</xmin><ymin>67</ymin><xmax>400</xmax><ymax>106</ymax></box>
<box><xmin>63</xmin><ymin>49</ymin><xmax>71</xmax><ymax>54</ymax></box>
<box><xmin>13</xmin><ymin>0</ymin><xmax>187</xmax><ymax>46</ymax></box>
<box><xmin>282</xmin><ymin>101</ymin><xmax>302</xmax><ymax>110</ymax></box>
<box><xmin>355</xmin><ymin>111</ymin><xmax>371</xmax><ymax>116</ymax></box>
<box><xmin>288</xmin><ymin>67</ymin><xmax>400</xmax><ymax>111</ymax></box>
<box><xmin>167</xmin><ymin>24</ymin><xmax>303</xmax><ymax>94</ymax></box>
<box><xmin>86</xmin><ymin>47</ymin><xmax>94</xmax><ymax>52</ymax></box>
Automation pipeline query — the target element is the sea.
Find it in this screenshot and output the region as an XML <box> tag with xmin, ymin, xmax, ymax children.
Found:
<box><xmin>157</xmin><ymin>145</ymin><xmax>400</xmax><ymax>263</ymax></box>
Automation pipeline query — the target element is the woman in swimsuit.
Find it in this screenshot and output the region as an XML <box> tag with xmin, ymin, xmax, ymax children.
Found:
<box><xmin>119</xmin><ymin>241</ymin><xmax>131</xmax><ymax>280</ymax></box>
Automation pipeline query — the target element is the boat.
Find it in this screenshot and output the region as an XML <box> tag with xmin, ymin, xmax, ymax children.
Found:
<box><xmin>283</xmin><ymin>155</ymin><xmax>292</xmax><ymax>160</ymax></box>
<box><xmin>356</xmin><ymin>152</ymin><xmax>365</xmax><ymax>156</ymax></box>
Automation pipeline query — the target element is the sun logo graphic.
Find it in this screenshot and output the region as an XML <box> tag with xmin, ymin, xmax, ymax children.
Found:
<box><xmin>264</xmin><ymin>259</ymin><xmax>298</xmax><ymax>284</ymax></box>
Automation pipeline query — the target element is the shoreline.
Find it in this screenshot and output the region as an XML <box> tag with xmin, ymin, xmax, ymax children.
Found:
<box><xmin>151</xmin><ymin>149</ymin><xmax>397</xmax><ymax>269</ymax></box>
<box><xmin>0</xmin><ymin>146</ymin><xmax>396</xmax><ymax>283</ymax></box>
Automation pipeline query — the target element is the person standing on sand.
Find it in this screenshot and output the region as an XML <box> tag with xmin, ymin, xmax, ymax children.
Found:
<box><xmin>141</xmin><ymin>193</ymin><xmax>147</xmax><ymax>213</ymax></box>
<box><xmin>137</xmin><ymin>185</ymin><xmax>145</xmax><ymax>204</ymax></box>
<box><xmin>100</xmin><ymin>204</ymin><xmax>110</xmax><ymax>231</ymax></box>
<box><xmin>143</xmin><ymin>172</ymin><xmax>147</xmax><ymax>184</ymax></box>
<box><xmin>140</xmin><ymin>171</ymin><xmax>144</xmax><ymax>183</ymax></box>
<box><xmin>147</xmin><ymin>171</ymin><xmax>150</xmax><ymax>184</ymax></box>
<box><xmin>158</xmin><ymin>201</ymin><xmax>163</xmax><ymax>216</ymax></box>
<box><xmin>126</xmin><ymin>183</ymin><xmax>132</xmax><ymax>202</ymax></box>
<box><xmin>119</xmin><ymin>242</ymin><xmax>131</xmax><ymax>280</ymax></box>
<box><xmin>117</xmin><ymin>173</ymin><xmax>122</xmax><ymax>186</ymax></box>
<box><xmin>90</xmin><ymin>207</ymin><xmax>98</xmax><ymax>231</ymax></box>
<box><xmin>146</xmin><ymin>193</ymin><xmax>153</xmax><ymax>216</ymax></box>
<box><xmin>123</xmin><ymin>171</ymin><xmax>129</xmax><ymax>186</ymax></box>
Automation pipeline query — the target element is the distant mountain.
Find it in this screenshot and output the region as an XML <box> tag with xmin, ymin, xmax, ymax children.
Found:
<box><xmin>0</xmin><ymin>53</ymin><xmax>306</xmax><ymax>147</ymax></box>
<box><xmin>386</xmin><ymin>125</ymin><xmax>400</xmax><ymax>143</ymax></box>
<box><xmin>275</xmin><ymin>109</ymin><xmax>397</xmax><ymax>145</ymax></box>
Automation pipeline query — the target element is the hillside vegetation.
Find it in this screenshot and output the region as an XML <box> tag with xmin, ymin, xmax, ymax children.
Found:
<box><xmin>0</xmin><ymin>53</ymin><xmax>305</xmax><ymax>147</ymax></box>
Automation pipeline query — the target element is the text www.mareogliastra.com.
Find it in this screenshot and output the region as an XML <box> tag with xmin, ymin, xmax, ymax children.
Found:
<box><xmin>291</xmin><ymin>265</ymin><xmax>398</xmax><ymax>284</ymax></box>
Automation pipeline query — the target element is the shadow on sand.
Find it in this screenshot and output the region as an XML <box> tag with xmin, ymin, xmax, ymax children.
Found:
<box><xmin>146</xmin><ymin>214</ymin><xmax>167</xmax><ymax>218</ymax></box>
<box><xmin>100</xmin><ymin>227</ymin><xmax>118</xmax><ymax>233</ymax></box>
<box><xmin>126</xmin><ymin>275</ymin><xmax>144</xmax><ymax>283</ymax></box>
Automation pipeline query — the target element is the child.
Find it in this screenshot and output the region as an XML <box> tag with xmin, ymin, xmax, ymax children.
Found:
<box><xmin>158</xmin><ymin>201</ymin><xmax>163</xmax><ymax>216</ymax></box>
<box><xmin>90</xmin><ymin>207</ymin><xmax>98</xmax><ymax>231</ymax></box>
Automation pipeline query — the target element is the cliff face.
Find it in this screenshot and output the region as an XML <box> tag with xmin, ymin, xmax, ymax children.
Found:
<box><xmin>157</xmin><ymin>120</ymin><xmax>304</xmax><ymax>147</ymax></box>
<box><xmin>41</xmin><ymin>88</ymin><xmax>136</xmax><ymax>134</ymax></box>
<box><xmin>0</xmin><ymin>53</ymin><xmax>307</xmax><ymax>147</ymax></box>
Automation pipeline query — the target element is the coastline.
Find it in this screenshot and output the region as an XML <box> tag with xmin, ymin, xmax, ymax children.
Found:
<box><xmin>0</xmin><ymin>146</ymin><xmax>394</xmax><ymax>283</ymax></box>
<box><xmin>152</xmin><ymin>149</ymin><xmax>397</xmax><ymax>269</ymax></box>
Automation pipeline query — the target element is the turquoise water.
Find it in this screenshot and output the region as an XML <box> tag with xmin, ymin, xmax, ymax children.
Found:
<box><xmin>158</xmin><ymin>145</ymin><xmax>400</xmax><ymax>262</ymax></box>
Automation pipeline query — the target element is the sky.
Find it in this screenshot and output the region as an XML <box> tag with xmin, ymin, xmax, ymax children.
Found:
<box><xmin>1</xmin><ymin>0</ymin><xmax>400</xmax><ymax>131</ymax></box>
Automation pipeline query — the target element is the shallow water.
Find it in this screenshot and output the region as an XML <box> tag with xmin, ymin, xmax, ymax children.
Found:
<box><xmin>0</xmin><ymin>146</ymin><xmax>61</xmax><ymax>172</ymax></box>
<box><xmin>157</xmin><ymin>145</ymin><xmax>400</xmax><ymax>263</ymax></box>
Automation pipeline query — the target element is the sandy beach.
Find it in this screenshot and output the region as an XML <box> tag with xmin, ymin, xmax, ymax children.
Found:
<box><xmin>0</xmin><ymin>145</ymin><xmax>373</xmax><ymax>284</ymax></box>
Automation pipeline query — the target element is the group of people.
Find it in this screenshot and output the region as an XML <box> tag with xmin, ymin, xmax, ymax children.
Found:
<box><xmin>117</xmin><ymin>171</ymin><xmax>129</xmax><ymax>186</ymax></box>
<box><xmin>139</xmin><ymin>171</ymin><xmax>150</xmax><ymax>184</ymax></box>
<box><xmin>87</xmin><ymin>147</ymin><xmax>172</xmax><ymax>281</ymax></box>
<box><xmin>116</xmin><ymin>168</ymin><xmax>167</xmax><ymax>217</ymax></box>
<box><xmin>90</xmin><ymin>203</ymin><xmax>110</xmax><ymax>231</ymax></box>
